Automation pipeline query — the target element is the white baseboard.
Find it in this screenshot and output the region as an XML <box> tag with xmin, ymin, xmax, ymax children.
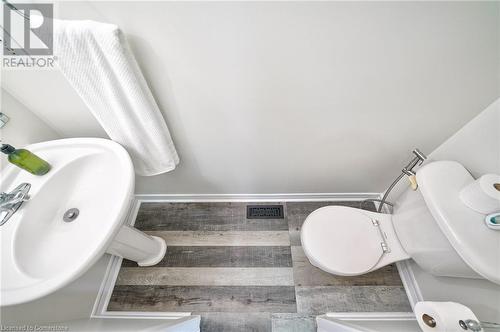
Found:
<box><xmin>135</xmin><ymin>192</ymin><xmax>380</xmax><ymax>202</ymax></box>
<box><xmin>396</xmin><ymin>260</ymin><xmax>424</xmax><ymax>309</ymax></box>
<box><xmin>325</xmin><ymin>312</ymin><xmax>416</xmax><ymax>321</ymax></box>
<box><xmin>92</xmin><ymin>192</ymin><xmax>422</xmax><ymax>319</ymax></box>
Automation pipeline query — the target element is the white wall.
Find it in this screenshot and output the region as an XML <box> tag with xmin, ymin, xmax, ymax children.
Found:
<box><xmin>2</xmin><ymin>1</ymin><xmax>499</xmax><ymax>194</ymax></box>
<box><xmin>0</xmin><ymin>90</ymin><xmax>60</xmax><ymax>168</ymax></box>
<box><xmin>431</xmin><ymin>99</ymin><xmax>500</xmax><ymax>177</ymax></box>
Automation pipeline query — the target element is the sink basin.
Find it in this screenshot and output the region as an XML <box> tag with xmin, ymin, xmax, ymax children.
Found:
<box><xmin>1</xmin><ymin>138</ymin><xmax>166</xmax><ymax>306</ymax></box>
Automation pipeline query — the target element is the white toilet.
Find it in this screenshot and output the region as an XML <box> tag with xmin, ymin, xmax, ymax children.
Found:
<box><xmin>301</xmin><ymin>205</ymin><xmax>409</xmax><ymax>276</ymax></box>
<box><xmin>300</xmin><ymin>161</ymin><xmax>500</xmax><ymax>284</ymax></box>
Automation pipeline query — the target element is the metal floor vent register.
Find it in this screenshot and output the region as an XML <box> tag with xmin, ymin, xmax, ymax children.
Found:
<box><xmin>246</xmin><ymin>205</ymin><xmax>284</xmax><ymax>219</ymax></box>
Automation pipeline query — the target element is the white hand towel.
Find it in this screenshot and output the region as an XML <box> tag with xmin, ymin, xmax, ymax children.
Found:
<box><xmin>53</xmin><ymin>19</ymin><xmax>179</xmax><ymax>176</ymax></box>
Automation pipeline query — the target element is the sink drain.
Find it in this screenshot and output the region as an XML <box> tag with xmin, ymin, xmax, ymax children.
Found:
<box><xmin>63</xmin><ymin>208</ymin><xmax>79</xmax><ymax>222</ymax></box>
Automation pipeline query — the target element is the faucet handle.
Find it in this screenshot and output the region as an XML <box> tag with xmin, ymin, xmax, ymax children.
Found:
<box><xmin>14</xmin><ymin>183</ymin><xmax>31</xmax><ymax>201</ymax></box>
<box><xmin>0</xmin><ymin>183</ymin><xmax>31</xmax><ymax>226</ymax></box>
<box><xmin>13</xmin><ymin>191</ymin><xmax>30</xmax><ymax>202</ymax></box>
<box><xmin>413</xmin><ymin>149</ymin><xmax>427</xmax><ymax>163</ymax></box>
<box><xmin>1</xmin><ymin>183</ymin><xmax>31</xmax><ymax>205</ymax></box>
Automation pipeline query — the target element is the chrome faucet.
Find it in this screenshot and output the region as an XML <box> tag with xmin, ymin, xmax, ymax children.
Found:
<box><xmin>0</xmin><ymin>183</ymin><xmax>30</xmax><ymax>226</ymax></box>
<box><xmin>376</xmin><ymin>149</ymin><xmax>427</xmax><ymax>212</ymax></box>
<box><xmin>402</xmin><ymin>148</ymin><xmax>427</xmax><ymax>176</ymax></box>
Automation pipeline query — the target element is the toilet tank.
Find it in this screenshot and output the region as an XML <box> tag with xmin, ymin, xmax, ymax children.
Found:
<box><xmin>392</xmin><ymin>174</ymin><xmax>481</xmax><ymax>279</ymax></box>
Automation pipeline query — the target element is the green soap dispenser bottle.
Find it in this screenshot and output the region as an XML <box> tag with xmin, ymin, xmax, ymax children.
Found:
<box><xmin>1</xmin><ymin>144</ymin><xmax>51</xmax><ymax>175</ymax></box>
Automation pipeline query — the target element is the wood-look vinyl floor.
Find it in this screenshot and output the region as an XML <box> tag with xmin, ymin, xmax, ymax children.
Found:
<box><xmin>108</xmin><ymin>201</ymin><xmax>411</xmax><ymax>331</ymax></box>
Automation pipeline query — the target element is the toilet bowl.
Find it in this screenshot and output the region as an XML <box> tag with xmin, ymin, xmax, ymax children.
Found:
<box><xmin>300</xmin><ymin>205</ymin><xmax>410</xmax><ymax>276</ymax></box>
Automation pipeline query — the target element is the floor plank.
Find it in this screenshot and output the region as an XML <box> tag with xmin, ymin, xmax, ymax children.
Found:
<box><xmin>135</xmin><ymin>202</ymin><xmax>288</xmax><ymax>231</ymax></box>
<box><xmin>122</xmin><ymin>246</ymin><xmax>292</xmax><ymax>268</ymax></box>
<box><xmin>271</xmin><ymin>313</ymin><xmax>316</xmax><ymax>332</ymax></box>
<box><xmin>295</xmin><ymin>286</ymin><xmax>411</xmax><ymax>314</ymax></box>
<box><xmin>147</xmin><ymin>231</ymin><xmax>290</xmax><ymax>246</ymax></box>
<box><xmin>197</xmin><ymin>312</ymin><xmax>271</xmax><ymax>332</ymax></box>
<box><xmin>116</xmin><ymin>267</ymin><xmax>294</xmax><ymax>286</ymax></box>
<box><xmin>291</xmin><ymin>246</ymin><xmax>403</xmax><ymax>286</ymax></box>
<box><xmin>108</xmin><ymin>286</ymin><xmax>297</xmax><ymax>312</ymax></box>
<box><xmin>286</xmin><ymin>201</ymin><xmax>375</xmax><ymax>245</ymax></box>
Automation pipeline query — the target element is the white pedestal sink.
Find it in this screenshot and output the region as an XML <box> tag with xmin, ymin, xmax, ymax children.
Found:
<box><xmin>0</xmin><ymin>138</ymin><xmax>167</xmax><ymax>306</ymax></box>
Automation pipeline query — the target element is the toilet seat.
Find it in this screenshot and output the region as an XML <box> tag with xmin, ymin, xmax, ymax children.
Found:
<box><xmin>300</xmin><ymin>205</ymin><xmax>409</xmax><ymax>276</ymax></box>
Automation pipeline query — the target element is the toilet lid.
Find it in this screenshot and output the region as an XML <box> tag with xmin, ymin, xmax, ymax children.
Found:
<box><xmin>301</xmin><ymin>206</ymin><xmax>385</xmax><ymax>276</ymax></box>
